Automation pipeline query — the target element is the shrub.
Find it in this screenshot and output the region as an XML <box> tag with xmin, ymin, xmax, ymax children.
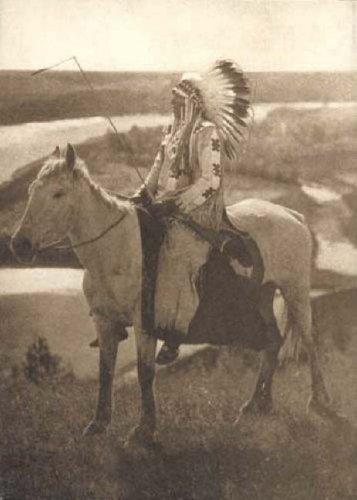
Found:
<box><xmin>23</xmin><ymin>337</ymin><xmax>63</xmax><ymax>384</ymax></box>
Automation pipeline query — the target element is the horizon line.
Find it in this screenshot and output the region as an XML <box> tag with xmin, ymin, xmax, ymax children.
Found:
<box><xmin>0</xmin><ymin>68</ymin><xmax>356</xmax><ymax>75</ymax></box>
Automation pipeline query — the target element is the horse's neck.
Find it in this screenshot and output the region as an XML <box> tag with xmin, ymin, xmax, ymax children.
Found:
<box><xmin>69</xmin><ymin>179</ymin><xmax>131</xmax><ymax>271</ymax></box>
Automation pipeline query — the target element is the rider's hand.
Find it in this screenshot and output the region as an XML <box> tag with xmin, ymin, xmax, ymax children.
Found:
<box><xmin>150</xmin><ymin>199</ymin><xmax>178</xmax><ymax>218</ymax></box>
<box><xmin>185</xmin><ymin>98</ymin><xmax>201</xmax><ymax>123</ymax></box>
<box><xmin>131</xmin><ymin>187</ymin><xmax>153</xmax><ymax>207</ymax></box>
<box><xmin>165</xmin><ymin>104</ymin><xmax>200</xmax><ymax>161</ymax></box>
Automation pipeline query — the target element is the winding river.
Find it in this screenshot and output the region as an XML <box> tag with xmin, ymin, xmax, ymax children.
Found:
<box><xmin>1</xmin><ymin>101</ymin><xmax>356</xmax><ymax>184</ymax></box>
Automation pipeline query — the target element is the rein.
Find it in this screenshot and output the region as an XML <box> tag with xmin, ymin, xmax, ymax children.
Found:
<box><xmin>39</xmin><ymin>191</ymin><xmax>130</xmax><ymax>253</ymax></box>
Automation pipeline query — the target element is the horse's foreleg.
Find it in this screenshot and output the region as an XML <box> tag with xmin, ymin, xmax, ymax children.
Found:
<box><xmin>238</xmin><ymin>283</ymin><xmax>282</xmax><ymax>419</ymax></box>
<box><xmin>83</xmin><ymin>315</ymin><xmax>121</xmax><ymax>436</ymax></box>
<box><xmin>125</xmin><ymin>329</ymin><xmax>157</xmax><ymax>449</ymax></box>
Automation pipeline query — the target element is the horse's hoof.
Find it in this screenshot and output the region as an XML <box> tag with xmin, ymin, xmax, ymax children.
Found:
<box><xmin>307</xmin><ymin>388</ymin><xmax>332</xmax><ymax>414</ymax></box>
<box><xmin>124</xmin><ymin>426</ymin><xmax>161</xmax><ymax>456</ymax></box>
<box><xmin>307</xmin><ymin>395</ymin><xmax>345</xmax><ymax>423</ymax></box>
<box><xmin>235</xmin><ymin>397</ymin><xmax>273</xmax><ymax>425</ymax></box>
<box><xmin>241</xmin><ymin>397</ymin><xmax>273</xmax><ymax>416</ymax></box>
<box><xmin>82</xmin><ymin>419</ymin><xmax>108</xmax><ymax>437</ymax></box>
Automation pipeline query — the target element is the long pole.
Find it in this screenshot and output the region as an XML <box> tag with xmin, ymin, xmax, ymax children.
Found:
<box><xmin>352</xmin><ymin>2</ymin><xmax>357</xmax><ymax>71</ymax></box>
<box><xmin>31</xmin><ymin>56</ymin><xmax>150</xmax><ymax>192</ymax></box>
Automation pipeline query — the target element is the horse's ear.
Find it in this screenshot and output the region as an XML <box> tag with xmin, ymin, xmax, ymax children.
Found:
<box><xmin>65</xmin><ymin>143</ymin><xmax>76</xmax><ymax>169</ymax></box>
<box><xmin>51</xmin><ymin>146</ymin><xmax>61</xmax><ymax>158</ymax></box>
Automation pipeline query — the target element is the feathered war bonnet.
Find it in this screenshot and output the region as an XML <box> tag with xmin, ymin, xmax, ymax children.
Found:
<box><xmin>172</xmin><ymin>60</ymin><xmax>250</xmax><ymax>159</ymax></box>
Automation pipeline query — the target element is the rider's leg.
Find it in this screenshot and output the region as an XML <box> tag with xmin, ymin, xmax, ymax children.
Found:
<box><xmin>155</xmin><ymin>227</ymin><xmax>209</xmax><ymax>364</ymax></box>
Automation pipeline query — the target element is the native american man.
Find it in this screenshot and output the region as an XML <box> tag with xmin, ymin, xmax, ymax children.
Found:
<box><xmin>134</xmin><ymin>60</ymin><xmax>250</xmax><ymax>364</ymax></box>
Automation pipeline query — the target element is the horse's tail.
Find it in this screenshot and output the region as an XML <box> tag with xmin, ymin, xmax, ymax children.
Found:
<box><xmin>275</xmin><ymin>209</ymin><xmax>318</xmax><ymax>364</ymax></box>
<box><xmin>309</xmin><ymin>225</ymin><xmax>319</xmax><ymax>272</ymax></box>
<box><xmin>285</xmin><ymin>206</ymin><xmax>306</xmax><ymax>224</ymax></box>
<box><xmin>278</xmin><ymin>310</ymin><xmax>302</xmax><ymax>364</ymax></box>
<box><xmin>279</xmin><ymin>296</ymin><xmax>321</xmax><ymax>364</ymax></box>
<box><xmin>285</xmin><ymin>207</ymin><xmax>319</xmax><ymax>270</ymax></box>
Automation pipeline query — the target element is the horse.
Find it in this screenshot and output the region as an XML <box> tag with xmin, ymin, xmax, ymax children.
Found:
<box><xmin>11</xmin><ymin>144</ymin><xmax>331</xmax><ymax>451</ymax></box>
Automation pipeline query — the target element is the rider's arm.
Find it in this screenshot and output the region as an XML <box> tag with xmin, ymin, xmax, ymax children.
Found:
<box><xmin>142</xmin><ymin>143</ymin><xmax>165</xmax><ymax>197</ymax></box>
<box><xmin>176</xmin><ymin>125</ymin><xmax>222</xmax><ymax>213</ymax></box>
<box><xmin>133</xmin><ymin>128</ymin><xmax>169</xmax><ymax>199</ymax></box>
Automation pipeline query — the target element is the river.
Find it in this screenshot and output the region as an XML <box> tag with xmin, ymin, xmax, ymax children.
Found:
<box><xmin>0</xmin><ymin>113</ymin><xmax>171</xmax><ymax>184</ymax></box>
<box><xmin>1</xmin><ymin>101</ymin><xmax>356</xmax><ymax>184</ymax></box>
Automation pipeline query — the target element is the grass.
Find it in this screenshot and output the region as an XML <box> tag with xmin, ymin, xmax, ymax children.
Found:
<box><xmin>1</xmin><ymin>344</ymin><xmax>356</xmax><ymax>499</ymax></box>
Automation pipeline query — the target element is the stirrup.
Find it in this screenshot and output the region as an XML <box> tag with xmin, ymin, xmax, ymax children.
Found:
<box><xmin>89</xmin><ymin>338</ymin><xmax>99</xmax><ymax>348</ymax></box>
<box><xmin>89</xmin><ymin>328</ymin><xmax>128</xmax><ymax>348</ymax></box>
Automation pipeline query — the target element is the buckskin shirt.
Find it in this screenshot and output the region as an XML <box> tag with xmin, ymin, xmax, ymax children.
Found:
<box><xmin>145</xmin><ymin>118</ymin><xmax>224</xmax><ymax>336</ymax></box>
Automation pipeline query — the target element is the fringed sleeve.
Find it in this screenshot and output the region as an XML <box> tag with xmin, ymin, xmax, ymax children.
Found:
<box><xmin>176</xmin><ymin>125</ymin><xmax>222</xmax><ymax>213</ymax></box>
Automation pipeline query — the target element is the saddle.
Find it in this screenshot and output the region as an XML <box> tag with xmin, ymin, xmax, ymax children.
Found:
<box><xmin>182</xmin><ymin>209</ymin><xmax>264</xmax><ymax>284</ymax></box>
<box><xmin>136</xmin><ymin>206</ymin><xmax>265</xmax><ymax>336</ymax></box>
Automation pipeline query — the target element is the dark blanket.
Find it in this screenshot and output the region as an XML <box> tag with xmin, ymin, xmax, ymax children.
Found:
<box><xmin>137</xmin><ymin>208</ymin><xmax>268</xmax><ymax>351</ymax></box>
<box><xmin>188</xmin><ymin>250</ymin><xmax>267</xmax><ymax>350</ymax></box>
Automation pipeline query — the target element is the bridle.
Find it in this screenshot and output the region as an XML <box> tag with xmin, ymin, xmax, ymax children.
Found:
<box><xmin>37</xmin><ymin>191</ymin><xmax>131</xmax><ymax>253</ymax></box>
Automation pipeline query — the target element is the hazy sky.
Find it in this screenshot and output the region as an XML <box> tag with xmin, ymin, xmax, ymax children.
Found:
<box><xmin>0</xmin><ymin>0</ymin><xmax>355</xmax><ymax>72</ymax></box>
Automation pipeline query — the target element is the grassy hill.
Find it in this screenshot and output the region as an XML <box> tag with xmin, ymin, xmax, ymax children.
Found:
<box><xmin>0</xmin><ymin>70</ymin><xmax>356</xmax><ymax>125</ymax></box>
<box><xmin>1</xmin><ymin>293</ymin><xmax>356</xmax><ymax>500</ymax></box>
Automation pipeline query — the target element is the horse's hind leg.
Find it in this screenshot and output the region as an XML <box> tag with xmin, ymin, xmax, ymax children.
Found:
<box><xmin>83</xmin><ymin>315</ymin><xmax>121</xmax><ymax>436</ymax></box>
<box><xmin>282</xmin><ymin>284</ymin><xmax>330</xmax><ymax>414</ymax></box>
<box><xmin>239</xmin><ymin>282</ymin><xmax>283</xmax><ymax>418</ymax></box>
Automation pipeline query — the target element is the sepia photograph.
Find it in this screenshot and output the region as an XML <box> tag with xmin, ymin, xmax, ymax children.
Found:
<box><xmin>0</xmin><ymin>0</ymin><xmax>356</xmax><ymax>498</ymax></box>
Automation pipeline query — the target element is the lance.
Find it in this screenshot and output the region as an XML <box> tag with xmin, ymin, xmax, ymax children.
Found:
<box><xmin>31</xmin><ymin>55</ymin><xmax>153</xmax><ymax>199</ymax></box>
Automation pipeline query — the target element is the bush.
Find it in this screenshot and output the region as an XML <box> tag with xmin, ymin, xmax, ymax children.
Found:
<box><xmin>23</xmin><ymin>337</ymin><xmax>63</xmax><ymax>384</ymax></box>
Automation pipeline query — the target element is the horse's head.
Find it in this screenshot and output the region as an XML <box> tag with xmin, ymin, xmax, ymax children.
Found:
<box><xmin>11</xmin><ymin>144</ymin><xmax>79</xmax><ymax>263</ymax></box>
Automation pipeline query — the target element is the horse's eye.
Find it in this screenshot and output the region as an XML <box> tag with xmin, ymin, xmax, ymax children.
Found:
<box><xmin>53</xmin><ymin>191</ymin><xmax>65</xmax><ymax>199</ymax></box>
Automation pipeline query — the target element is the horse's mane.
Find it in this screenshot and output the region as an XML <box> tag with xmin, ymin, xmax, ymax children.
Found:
<box><xmin>37</xmin><ymin>157</ymin><xmax>66</xmax><ymax>180</ymax></box>
<box><xmin>38</xmin><ymin>156</ymin><xmax>130</xmax><ymax>211</ymax></box>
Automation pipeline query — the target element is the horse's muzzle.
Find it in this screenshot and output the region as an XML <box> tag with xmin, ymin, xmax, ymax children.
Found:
<box><xmin>10</xmin><ymin>234</ymin><xmax>36</xmax><ymax>264</ymax></box>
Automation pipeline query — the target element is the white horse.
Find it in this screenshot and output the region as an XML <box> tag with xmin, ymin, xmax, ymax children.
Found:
<box><xmin>11</xmin><ymin>144</ymin><xmax>331</xmax><ymax>450</ymax></box>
